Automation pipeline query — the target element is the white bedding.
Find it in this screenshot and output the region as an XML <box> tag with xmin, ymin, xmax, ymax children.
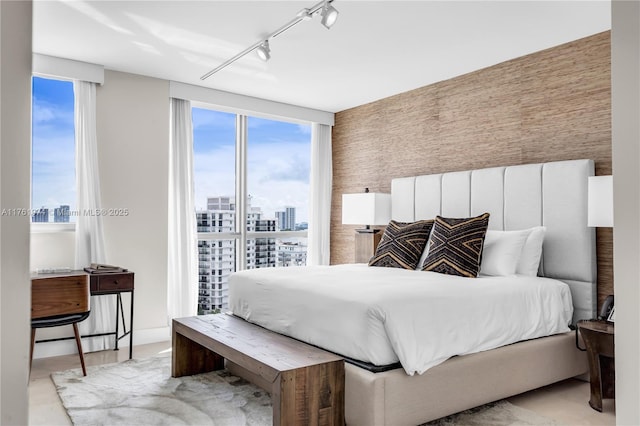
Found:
<box><xmin>229</xmin><ymin>264</ymin><xmax>573</xmax><ymax>375</ymax></box>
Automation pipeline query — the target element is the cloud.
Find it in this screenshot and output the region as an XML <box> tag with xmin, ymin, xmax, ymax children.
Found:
<box><xmin>297</xmin><ymin>124</ymin><xmax>312</xmax><ymax>135</ymax></box>
<box><xmin>32</xmin><ymin>128</ymin><xmax>76</xmax><ymax>212</ymax></box>
<box><xmin>260</xmin><ymin>154</ymin><xmax>309</xmax><ymax>184</ymax></box>
<box><xmin>191</xmin><ymin>108</ymin><xmax>312</xmax><ymax>222</ymax></box>
<box><xmin>194</xmin><ymin>139</ymin><xmax>310</xmax><ymax>222</ymax></box>
<box><xmin>32</xmin><ymin>96</ymin><xmax>74</xmax><ymax>126</ymax></box>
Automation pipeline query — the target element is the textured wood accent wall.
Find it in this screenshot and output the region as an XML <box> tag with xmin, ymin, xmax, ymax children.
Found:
<box><xmin>331</xmin><ymin>32</ymin><xmax>612</xmax><ymax>309</ymax></box>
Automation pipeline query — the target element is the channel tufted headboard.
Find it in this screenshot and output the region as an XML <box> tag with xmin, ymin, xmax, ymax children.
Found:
<box><xmin>391</xmin><ymin>159</ymin><xmax>596</xmax><ymax>324</ymax></box>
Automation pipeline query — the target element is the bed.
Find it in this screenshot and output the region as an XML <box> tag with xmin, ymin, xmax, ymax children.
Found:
<box><xmin>229</xmin><ymin>159</ymin><xmax>595</xmax><ymax>425</ymax></box>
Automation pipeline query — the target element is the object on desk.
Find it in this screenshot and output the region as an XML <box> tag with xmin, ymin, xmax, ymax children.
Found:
<box><xmin>84</xmin><ymin>263</ymin><xmax>128</xmax><ymax>274</ymax></box>
<box><xmin>90</xmin><ymin>263</ymin><xmax>120</xmax><ymax>270</ymax></box>
<box><xmin>607</xmin><ymin>306</ymin><xmax>615</xmax><ymax>323</ymax></box>
<box><xmin>36</xmin><ymin>267</ymin><xmax>73</xmax><ymax>274</ymax></box>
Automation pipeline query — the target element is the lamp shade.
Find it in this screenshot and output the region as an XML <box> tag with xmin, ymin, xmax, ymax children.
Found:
<box><xmin>588</xmin><ymin>175</ymin><xmax>613</xmax><ymax>227</ymax></box>
<box><xmin>342</xmin><ymin>193</ymin><xmax>391</xmax><ymax>226</ymax></box>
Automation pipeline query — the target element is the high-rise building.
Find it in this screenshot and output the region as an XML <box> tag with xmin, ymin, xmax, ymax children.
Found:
<box><xmin>54</xmin><ymin>205</ymin><xmax>70</xmax><ymax>223</ymax></box>
<box><xmin>197</xmin><ymin>196</ymin><xmax>276</xmax><ymax>314</ymax></box>
<box><xmin>275</xmin><ymin>211</ymin><xmax>286</xmax><ymax>231</ymax></box>
<box><xmin>276</xmin><ymin>207</ymin><xmax>296</xmax><ymax>231</ymax></box>
<box><xmin>277</xmin><ymin>240</ymin><xmax>307</xmax><ymax>267</ymax></box>
<box><xmin>285</xmin><ymin>206</ymin><xmax>296</xmax><ymax>231</ymax></box>
<box><xmin>32</xmin><ymin>207</ymin><xmax>49</xmax><ymax>223</ymax></box>
<box><xmin>207</xmin><ymin>196</ymin><xmax>234</xmax><ymax>211</ymax></box>
<box><xmin>197</xmin><ymin>207</ymin><xmax>235</xmax><ymax>313</ymax></box>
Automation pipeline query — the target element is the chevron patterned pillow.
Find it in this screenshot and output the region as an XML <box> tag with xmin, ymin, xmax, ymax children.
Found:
<box><xmin>369</xmin><ymin>220</ymin><xmax>434</xmax><ymax>269</ymax></box>
<box><xmin>421</xmin><ymin>213</ymin><xmax>490</xmax><ymax>278</ymax></box>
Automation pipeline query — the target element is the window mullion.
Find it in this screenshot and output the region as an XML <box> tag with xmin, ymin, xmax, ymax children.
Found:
<box><xmin>235</xmin><ymin>115</ymin><xmax>248</xmax><ymax>271</ymax></box>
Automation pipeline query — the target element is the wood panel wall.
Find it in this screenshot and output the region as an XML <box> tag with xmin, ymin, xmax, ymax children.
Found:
<box><xmin>331</xmin><ymin>32</ymin><xmax>612</xmax><ymax>309</ymax></box>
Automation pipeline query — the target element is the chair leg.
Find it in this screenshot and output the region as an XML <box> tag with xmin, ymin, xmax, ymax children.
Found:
<box><xmin>72</xmin><ymin>323</ymin><xmax>87</xmax><ymax>376</ymax></box>
<box><xmin>30</xmin><ymin>328</ymin><xmax>36</xmax><ymax>378</ymax></box>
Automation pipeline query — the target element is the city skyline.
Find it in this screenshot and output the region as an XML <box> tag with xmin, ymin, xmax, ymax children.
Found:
<box><xmin>197</xmin><ymin>196</ymin><xmax>305</xmax><ymax>229</ymax></box>
<box><xmin>31</xmin><ymin>204</ymin><xmax>71</xmax><ymax>223</ymax></box>
<box><xmin>196</xmin><ymin>197</ymin><xmax>307</xmax><ymax>314</ymax></box>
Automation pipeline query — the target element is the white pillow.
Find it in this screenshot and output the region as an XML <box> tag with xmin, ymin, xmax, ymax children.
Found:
<box><xmin>415</xmin><ymin>226</ymin><xmax>435</xmax><ymax>270</ymax></box>
<box><xmin>480</xmin><ymin>229</ymin><xmax>531</xmax><ymax>276</ymax></box>
<box><xmin>516</xmin><ymin>226</ymin><xmax>546</xmax><ymax>276</ymax></box>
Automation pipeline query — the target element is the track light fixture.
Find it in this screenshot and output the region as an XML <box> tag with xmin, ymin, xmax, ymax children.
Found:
<box><xmin>256</xmin><ymin>40</ymin><xmax>271</xmax><ymax>61</ymax></box>
<box><xmin>200</xmin><ymin>0</ymin><xmax>339</xmax><ymax>80</ymax></box>
<box><xmin>320</xmin><ymin>1</ymin><xmax>339</xmax><ymax>29</ymax></box>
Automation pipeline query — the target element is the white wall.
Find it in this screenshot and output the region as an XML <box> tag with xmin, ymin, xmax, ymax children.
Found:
<box><xmin>96</xmin><ymin>70</ymin><xmax>170</xmax><ymax>335</ymax></box>
<box><xmin>30</xmin><ymin>231</ymin><xmax>75</xmax><ymax>269</ymax></box>
<box><xmin>0</xmin><ymin>1</ymin><xmax>32</xmax><ymax>424</ymax></box>
<box><xmin>611</xmin><ymin>1</ymin><xmax>640</xmax><ymax>425</ymax></box>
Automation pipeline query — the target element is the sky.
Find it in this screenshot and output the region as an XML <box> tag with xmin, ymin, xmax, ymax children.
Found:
<box><xmin>31</xmin><ymin>76</ymin><xmax>311</xmax><ymax>224</ymax></box>
<box><xmin>32</xmin><ymin>76</ymin><xmax>76</xmax><ymax>218</ymax></box>
<box><xmin>193</xmin><ymin>108</ymin><xmax>310</xmax><ymax>223</ymax></box>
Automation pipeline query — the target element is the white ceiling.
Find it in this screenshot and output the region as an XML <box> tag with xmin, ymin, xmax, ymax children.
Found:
<box><xmin>33</xmin><ymin>1</ymin><xmax>611</xmax><ymax>113</ymax></box>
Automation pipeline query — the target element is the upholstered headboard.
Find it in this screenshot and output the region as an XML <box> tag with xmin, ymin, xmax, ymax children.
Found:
<box><xmin>391</xmin><ymin>159</ymin><xmax>596</xmax><ymax>324</ymax></box>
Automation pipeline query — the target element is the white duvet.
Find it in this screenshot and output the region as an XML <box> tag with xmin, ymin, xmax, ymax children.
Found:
<box><xmin>229</xmin><ymin>264</ymin><xmax>573</xmax><ymax>375</ymax></box>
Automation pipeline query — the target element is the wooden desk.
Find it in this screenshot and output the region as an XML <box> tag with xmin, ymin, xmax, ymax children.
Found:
<box><xmin>577</xmin><ymin>320</ymin><xmax>615</xmax><ymax>412</ymax></box>
<box><xmin>31</xmin><ymin>270</ymin><xmax>135</xmax><ymax>359</ymax></box>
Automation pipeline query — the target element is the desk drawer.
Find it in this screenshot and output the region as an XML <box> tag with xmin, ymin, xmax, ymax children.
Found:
<box><xmin>90</xmin><ymin>273</ymin><xmax>134</xmax><ymax>293</ymax></box>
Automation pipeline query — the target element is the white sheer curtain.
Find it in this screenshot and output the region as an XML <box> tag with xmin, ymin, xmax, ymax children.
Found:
<box><xmin>308</xmin><ymin>123</ymin><xmax>333</xmax><ymax>265</ymax></box>
<box><xmin>167</xmin><ymin>98</ymin><xmax>198</xmax><ymax>319</ymax></box>
<box><xmin>74</xmin><ymin>80</ymin><xmax>115</xmax><ymax>351</ymax></box>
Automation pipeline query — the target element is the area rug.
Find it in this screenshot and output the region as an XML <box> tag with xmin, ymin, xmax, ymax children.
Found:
<box><xmin>53</xmin><ymin>354</ymin><xmax>557</xmax><ymax>426</ymax></box>
<box><xmin>52</xmin><ymin>354</ymin><xmax>272</xmax><ymax>425</ymax></box>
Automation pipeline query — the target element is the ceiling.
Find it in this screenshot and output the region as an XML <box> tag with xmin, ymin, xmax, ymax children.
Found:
<box><xmin>33</xmin><ymin>1</ymin><xmax>611</xmax><ymax>113</ymax></box>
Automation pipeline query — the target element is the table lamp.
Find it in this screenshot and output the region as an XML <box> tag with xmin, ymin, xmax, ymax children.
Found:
<box><xmin>341</xmin><ymin>188</ymin><xmax>391</xmax><ymax>233</ymax></box>
<box><xmin>342</xmin><ymin>188</ymin><xmax>391</xmax><ymax>262</ymax></box>
<box><xmin>588</xmin><ymin>175</ymin><xmax>613</xmax><ymax>227</ymax></box>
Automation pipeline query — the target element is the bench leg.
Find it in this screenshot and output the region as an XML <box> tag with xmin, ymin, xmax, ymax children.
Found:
<box><xmin>272</xmin><ymin>360</ymin><xmax>345</xmax><ymax>426</ymax></box>
<box><xmin>172</xmin><ymin>330</ymin><xmax>224</xmax><ymax>377</ymax></box>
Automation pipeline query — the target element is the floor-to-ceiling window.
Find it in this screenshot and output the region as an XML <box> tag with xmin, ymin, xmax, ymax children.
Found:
<box><xmin>31</xmin><ymin>76</ymin><xmax>76</xmax><ymax>225</ymax></box>
<box><xmin>193</xmin><ymin>107</ymin><xmax>310</xmax><ymax>314</ymax></box>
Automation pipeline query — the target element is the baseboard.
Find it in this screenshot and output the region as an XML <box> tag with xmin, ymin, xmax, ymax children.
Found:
<box><xmin>32</xmin><ymin>326</ymin><xmax>171</xmax><ymax>359</ymax></box>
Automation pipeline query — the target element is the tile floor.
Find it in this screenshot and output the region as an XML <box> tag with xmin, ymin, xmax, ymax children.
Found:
<box><xmin>29</xmin><ymin>341</ymin><xmax>616</xmax><ymax>425</ymax></box>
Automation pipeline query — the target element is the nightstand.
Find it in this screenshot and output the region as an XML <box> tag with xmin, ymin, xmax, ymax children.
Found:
<box><xmin>577</xmin><ymin>319</ymin><xmax>615</xmax><ymax>412</ymax></box>
<box><xmin>354</xmin><ymin>232</ymin><xmax>382</xmax><ymax>263</ymax></box>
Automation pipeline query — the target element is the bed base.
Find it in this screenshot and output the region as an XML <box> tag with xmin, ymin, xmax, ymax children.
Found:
<box><xmin>345</xmin><ymin>331</ymin><xmax>587</xmax><ymax>426</ymax></box>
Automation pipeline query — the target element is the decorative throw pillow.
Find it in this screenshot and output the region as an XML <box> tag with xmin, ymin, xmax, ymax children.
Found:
<box><xmin>479</xmin><ymin>229</ymin><xmax>531</xmax><ymax>276</ymax></box>
<box><xmin>369</xmin><ymin>220</ymin><xmax>434</xmax><ymax>270</ymax></box>
<box><xmin>421</xmin><ymin>213</ymin><xmax>490</xmax><ymax>278</ymax></box>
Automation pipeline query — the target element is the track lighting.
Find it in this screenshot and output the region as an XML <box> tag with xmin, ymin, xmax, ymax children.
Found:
<box><xmin>201</xmin><ymin>0</ymin><xmax>339</xmax><ymax>80</ymax></box>
<box><xmin>256</xmin><ymin>41</ymin><xmax>271</xmax><ymax>61</ymax></box>
<box><xmin>297</xmin><ymin>8</ymin><xmax>313</xmax><ymax>21</ymax></box>
<box><xmin>320</xmin><ymin>1</ymin><xmax>339</xmax><ymax>29</ymax></box>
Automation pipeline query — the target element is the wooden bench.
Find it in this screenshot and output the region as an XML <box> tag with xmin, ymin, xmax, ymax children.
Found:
<box><xmin>172</xmin><ymin>314</ymin><xmax>345</xmax><ymax>426</ymax></box>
